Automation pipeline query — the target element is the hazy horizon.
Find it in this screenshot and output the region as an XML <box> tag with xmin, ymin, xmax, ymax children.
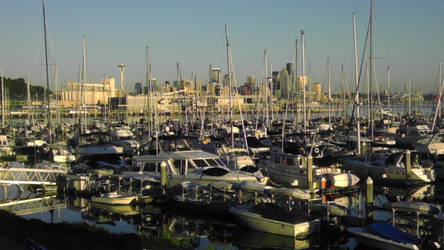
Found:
<box><xmin>1</xmin><ymin>0</ymin><xmax>443</xmax><ymax>94</ymax></box>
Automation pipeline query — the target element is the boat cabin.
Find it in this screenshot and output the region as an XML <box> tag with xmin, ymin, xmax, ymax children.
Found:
<box><xmin>384</xmin><ymin>151</ymin><xmax>430</xmax><ymax>168</ymax></box>
<box><xmin>406</xmin><ymin>125</ymin><xmax>431</xmax><ymax>137</ymax></box>
<box><xmin>132</xmin><ymin>150</ymin><xmax>230</xmax><ymax>177</ymax></box>
<box><xmin>270</xmin><ymin>152</ymin><xmax>305</xmax><ymax>168</ymax></box>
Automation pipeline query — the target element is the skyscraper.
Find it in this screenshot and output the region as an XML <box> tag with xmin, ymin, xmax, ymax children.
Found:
<box><xmin>135</xmin><ymin>82</ymin><xmax>142</xmax><ymax>95</ymax></box>
<box><xmin>223</xmin><ymin>74</ymin><xmax>229</xmax><ymax>87</ymax></box>
<box><xmin>209</xmin><ymin>65</ymin><xmax>221</xmax><ymax>85</ymax></box>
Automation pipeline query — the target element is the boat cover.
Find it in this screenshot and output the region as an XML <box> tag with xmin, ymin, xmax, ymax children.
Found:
<box><xmin>369</xmin><ymin>223</ymin><xmax>419</xmax><ymax>245</ymax></box>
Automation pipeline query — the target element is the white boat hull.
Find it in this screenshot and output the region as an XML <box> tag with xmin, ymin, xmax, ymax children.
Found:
<box><xmin>230</xmin><ymin>206</ymin><xmax>320</xmax><ymax>238</ymax></box>
<box><xmin>91</xmin><ymin>195</ymin><xmax>137</xmax><ymax>205</ymax></box>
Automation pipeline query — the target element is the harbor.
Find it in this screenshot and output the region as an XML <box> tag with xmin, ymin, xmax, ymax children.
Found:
<box><xmin>1</xmin><ymin>0</ymin><xmax>444</xmax><ymax>249</ymax></box>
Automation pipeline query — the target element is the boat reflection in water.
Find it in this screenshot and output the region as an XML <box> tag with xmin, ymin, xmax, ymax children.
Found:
<box><xmin>3</xmin><ymin>181</ymin><xmax>444</xmax><ymax>250</ymax></box>
<box><xmin>77</xmin><ymin>199</ymin><xmax>325</xmax><ymax>249</ymax></box>
<box><xmin>232</xmin><ymin>229</ymin><xmax>320</xmax><ymax>249</ymax></box>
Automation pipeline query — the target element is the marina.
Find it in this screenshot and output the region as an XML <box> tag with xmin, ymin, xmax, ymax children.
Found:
<box><xmin>1</xmin><ymin>0</ymin><xmax>444</xmax><ymax>249</ymax></box>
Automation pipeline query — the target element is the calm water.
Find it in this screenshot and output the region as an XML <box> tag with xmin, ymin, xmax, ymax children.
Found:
<box><xmin>1</xmin><ymin>183</ymin><xmax>443</xmax><ymax>249</ymax></box>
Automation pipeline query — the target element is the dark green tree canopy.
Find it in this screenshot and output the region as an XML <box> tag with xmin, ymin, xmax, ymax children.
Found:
<box><xmin>1</xmin><ymin>77</ymin><xmax>47</xmax><ymax>100</ymax></box>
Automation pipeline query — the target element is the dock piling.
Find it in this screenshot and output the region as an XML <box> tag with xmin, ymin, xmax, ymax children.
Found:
<box><xmin>160</xmin><ymin>161</ymin><xmax>167</xmax><ymax>196</ymax></box>
<box><xmin>406</xmin><ymin>150</ymin><xmax>411</xmax><ymax>175</ymax></box>
<box><xmin>366</xmin><ymin>176</ymin><xmax>373</xmax><ymax>205</ymax></box>
<box><xmin>307</xmin><ymin>154</ymin><xmax>313</xmax><ymax>190</ymax></box>
<box><xmin>366</xmin><ymin>176</ymin><xmax>374</xmax><ymax>224</ymax></box>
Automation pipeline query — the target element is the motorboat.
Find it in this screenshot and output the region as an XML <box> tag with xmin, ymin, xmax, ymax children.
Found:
<box><xmin>230</xmin><ymin>203</ymin><xmax>321</xmax><ymax>238</ymax></box>
<box><xmin>258</xmin><ymin>150</ymin><xmax>359</xmax><ymax>190</ymax></box>
<box><xmin>348</xmin><ymin>223</ymin><xmax>438</xmax><ymax>250</ymax></box>
<box><xmin>343</xmin><ymin>150</ymin><xmax>435</xmax><ymax>184</ymax></box>
<box><xmin>126</xmin><ymin>149</ymin><xmax>268</xmax><ymax>188</ymax></box>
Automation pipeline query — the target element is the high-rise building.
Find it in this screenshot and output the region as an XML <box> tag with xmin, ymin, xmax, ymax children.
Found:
<box><xmin>272</xmin><ymin>71</ymin><xmax>280</xmax><ymax>91</ymax></box>
<box><xmin>135</xmin><ymin>82</ymin><xmax>142</xmax><ymax>95</ymax></box>
<box><xmin>209</xmin><ymin>66</ymin><xmax>221</xmax><ymax>85</ymax></box>
<box><xmin>280</xmin><ymin>69</ymin><xmax>290</xmax><ymax>98</ymax></box>
<box><xmin>223</xmin><ymin>74</ymin><xmax>229</xmax><ymax>86</ymax></box>
<box><xmin>151</xmin><ymin>78</ymin><xmax>157</xmax><ymax>91</ymax></box>
<box><xmin>286</xmin><ymin>63</ymin><xmax>293</xmax><ymax>75</ymax></box>
<box><xmin>245</xmin><ymin>75</ymin><xmax>256</xmax><ymax>94</ymax></box>
<box><xmin>312</xmin><ymin>83</ymin><xmax>322</xmax><ymax>100</ymax></box>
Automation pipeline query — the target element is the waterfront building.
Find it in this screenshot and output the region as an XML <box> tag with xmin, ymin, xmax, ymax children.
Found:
<box><xmin>297</xmin><ymin>76</ymin><xmax>309</xmax><ymax>91</ymax></box>
<box><xmin>312</xmin><ymin>82</ymin><xmax>322</xmax><ymax>101</ymax></box>
<box><xmin>59</xmin><ymin>78</ymin><xmax>116</xmax><ymax>107</ymax></box>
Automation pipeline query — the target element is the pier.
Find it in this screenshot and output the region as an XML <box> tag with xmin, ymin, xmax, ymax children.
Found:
<box><xmin>0</xmin><ymin>168</ymin><xmax>67</xmax><ymax>185</ymax></box>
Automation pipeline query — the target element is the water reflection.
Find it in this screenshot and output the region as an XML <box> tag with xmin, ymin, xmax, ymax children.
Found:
<box><xmin>1</xmin><ymin>182</ymin><xmax>444</xmax><ymax>249</ymax></box>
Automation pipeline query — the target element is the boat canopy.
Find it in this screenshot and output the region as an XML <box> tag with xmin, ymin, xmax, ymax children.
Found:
<box><xmin>368</xmin><ymin>223</ymin><xmax>419</xmax><ymax>245</ymax></box>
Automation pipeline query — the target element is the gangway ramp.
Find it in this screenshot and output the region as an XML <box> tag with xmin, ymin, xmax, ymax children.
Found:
<box><xmin>0</xmin><ymin>168</ymin><xmax>67</xmax><ymax>185</ymax></box>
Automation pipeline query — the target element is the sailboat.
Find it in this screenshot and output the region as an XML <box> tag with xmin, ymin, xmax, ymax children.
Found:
<box><xmin>32</xmin><ymin>0</ymin><xmax>67</xmax><ymax>171</ymax></box>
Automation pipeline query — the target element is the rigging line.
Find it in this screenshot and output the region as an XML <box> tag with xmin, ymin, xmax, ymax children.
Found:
<box><xmin>346</xmin><ymin>18</ymin><xmax>371</xmax><ymax>146</ymax></box>
<box><xmin>228</xmin><ymin>46</ymin><xmax>249</xmax><ymax>152</ymax></box>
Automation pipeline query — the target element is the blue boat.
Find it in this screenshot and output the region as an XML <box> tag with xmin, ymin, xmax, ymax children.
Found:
<box><xmin>348</xmin><ymin>223</ymin><xmax>422</xmax><ymax>250</ymax></box>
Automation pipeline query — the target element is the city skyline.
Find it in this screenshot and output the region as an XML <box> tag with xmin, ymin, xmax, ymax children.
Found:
<box><xmin>1</xmin><ymin>0</ymin><xmax>443</xmax><ymax>94</ymax></box>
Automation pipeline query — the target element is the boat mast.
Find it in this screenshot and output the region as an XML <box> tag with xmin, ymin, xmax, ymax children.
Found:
<box><xmin>225</xmin><ymin>23</ymin><xmax>234</xmax><ymax>148</ymax></box>
<box><xmin>439</xmin><ymin>62</ymin><xmax>443</xmax><ymax>120</ymax></box>
<box><xmin>103</xmin><ymin>75</ymin><xmax>107</xmax><ymax>123</ymax></box>
<box><xmin>408</xmin><ymin>76</ymin><xmax>411</xmax><ymax>117</ymax></box>
<box><xmin>55</xmin><ymin>64</ymin><xmax>59</xmax><ymax>126</ymax></box>
<box><xmin>264</xmin><ymin>50</ymin><xmax>269</xmax><ymax>127</ymax></box>
<box><xmin>82</xmin><ymin>37</ymin><xmax>87</xmax><ymax>134</ymax></box>
<box><xmin>266</xmin><ymin>64</ymin><xmax>274</xmax><ymax>123</ymax></box>
<box><xmin>327</xmin><ymin>58</ymin><xmax>331</xmax><ymax>131</ymax></box>
<box><xmin>294</xmin><ymin>39</ymin><xmax>298</xmax><ymax>126</ymax></box>
<box><xmin>42</xmin><ymin>0</ymin><xmax>52</xmax><ymax>152</ymax></box>
<box><xmin>387</xmin><ymin>66</ymin><xmax>390</xmax><ymax>113</ymax></box>
<box><xmin>26</xmin><ymin>66</ymin><xmax>32</xmax><ymax>124</ymax></box>
<box><xmin>369</xmin><ymin>0</ymin><xmax>374</xmax><ymax>145</ymax></box>
<box><xmin>353</xmin><ymin>12</ymin><xmax>361</xmax><ymax>154</ymax></box>
<box><xmin>432</xmin><ymin>78</ymin><xmax>444</xmax><ymax>132</ymax></box>
<box><xmin>76</xmin><ymin>62</ymin><xmax>81</xmax><ymax>133</ymax></box>
<box><xmin>301</xmin><ymin>30</ymin><xmax>307</xmax><ymax>134</ymax></box>
<box><xmin>1</xmin><ymin>66</ymin><xmax>4</xmax><ymax>128</ymax></box>
<box><xmin>146</xmin><ymin>46</ymin><xmax>151</xmax><ymax>137</ymax></box>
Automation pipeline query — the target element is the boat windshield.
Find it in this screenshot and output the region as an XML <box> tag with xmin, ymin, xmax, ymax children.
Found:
<box><xmin>161</xmin><ymin>138</ymin><xmax>191</xmax><ymax>152</ymax></box>
<box><xmin>206</xmin><ymin>159</ymin><xmax>222</xmax><ymax>167</ymax></box>
<box><xmin>192</xmin><ymin>158</ymin><xmax>222</xmax><ymax>168</ymax></box>
<box><xmin>193</xmin><ymin>159</ymin><xmax>208</xmax><ymax>168</ymax></box>
<box><xmin>202</xmin><ymin>168</ymin><xmax>229</xmax><ymax>176</ymax></box>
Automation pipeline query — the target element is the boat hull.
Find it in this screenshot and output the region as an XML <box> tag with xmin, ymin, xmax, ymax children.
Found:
<box><xmin>343</xmin><ymin>159</ymin><xmax>435</xmax><ymax>184</ymax></box>
<box><xmin>347</xmin><ymin>227</ymin><xmax>419</xmax><ymax>250</ymax></box>
<box><xmin>230</xmin><ymin>206</ymin><xmax>320</xmax><ymax>238</ymax></box>
<box><xmin>91</xmin><ymin>195</ymin><xmax>137</xmax><ymax>205</ymax></box>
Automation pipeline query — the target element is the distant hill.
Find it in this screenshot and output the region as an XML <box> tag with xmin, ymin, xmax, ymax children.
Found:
<box><xmin>1</xmin><ymin>77</ymin><xmax>47</xmax><ymax>100</ymax></box>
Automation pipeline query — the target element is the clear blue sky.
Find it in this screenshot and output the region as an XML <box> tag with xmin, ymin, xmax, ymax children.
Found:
<box><xmin>1</xmin><ymin>0</ymin><xmax>443</xmax><ymax>94</ymax></box>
